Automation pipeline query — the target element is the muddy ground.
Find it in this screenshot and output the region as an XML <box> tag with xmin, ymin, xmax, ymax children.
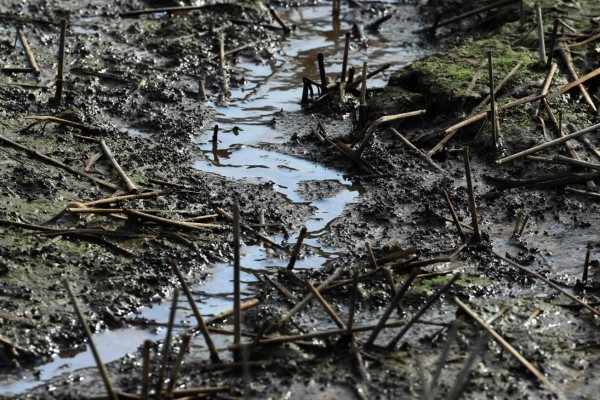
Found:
<box><xmin>2</xmin><ymin>0</ymin><xmax>600</xmax><ymax>399</ymax></box>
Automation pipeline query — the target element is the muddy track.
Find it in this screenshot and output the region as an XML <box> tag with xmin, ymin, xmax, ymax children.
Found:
<box><xmin>2</xmin><ymin>0</ymin><xmax>600</xmax><ymax>399</ymax></box>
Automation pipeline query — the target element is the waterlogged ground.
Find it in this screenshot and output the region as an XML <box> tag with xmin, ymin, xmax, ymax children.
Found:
<box><xmin>1</xmin><ymin>0</ymin><xmax>600</xmax><ymax>399</ymax></box>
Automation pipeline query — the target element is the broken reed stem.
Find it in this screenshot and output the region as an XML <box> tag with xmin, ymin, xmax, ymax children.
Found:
<box><xmin>559</xmin><ymin>46</ymin><xmax>597</xmax><ymax>112</ymax></box>
<box><xmin>230</xmin><ymin>320</ymin><xmax>408</xmax><ymax>350</ymax></box>
<box><xmin>55</xmin><ymin>19</ymin><xmax>67</xmax><ymax>103</ymax></box>
<box><xmin>233</xmin><ymin>202</ymin><xmax>242</xmax><ymax>362</ymax></box>
<box><xmin>22</xmin><ymin>115</ymin><xmax>98</xmax><ymax>133</ymax></box>
<box><xmin>357</xmin><ymin>110</ymin><xmax>427</xmax><ymax>154</ymax></box>
<box><xmin>429</xmin><ymin>65</ymin><xmax>600</xmax><ymax>156</ymax></box>
<box><xmin>279</xmin><ymin>267</ymin><xmax>343</xmax><ymax>326</ymax></box>
<box><xmin>125</xmin><ymin>209</ymin><xmax>219</xmax><ymax>230</ymax></box>
<box><xmin>166</xmin><ymin>333</ymin><xmax>191</xmax><ymax>396</ymax></box>
<box><xmin>100</xmin><ymin>139</ymin><xmax>139</xmax><ymax>193</ymax></box>
<box><xmin>359</xmin><ymin>61</ymin><xmax>368</xmax><ymax>106</ymax></box>
<box><xmin>317</xmin><ymin>52</ymin><xmax>327</xmax><ymax>88</ymax></box>
<box><xmin>518</xmin><ymin>215</ymin><xmax>529</xmax><ymax>236</ymax></box>
<box><xmin>199</xmin><ymin>79</ymin><xmax>207</xmax><ymax>101</ymax></box>
<box><xmin>17</xmin><ymin>27</ymin><xmax>40</xmax><ymax>75</ymax></box>
<box><xmin>442</xmin><ymin>190</ymin><xmax>466</xmax><ymax>240</ymax></box>
<box><xmin>286</xmin><ymin>226</ymin><xmax>307</xmax><ymax>270</ymax></box>
<box><xmin>212</xmin><ymin>124</ymin><xmax>218</xmax><ymax>153</ymax></box>
<box><xmin>169</xmin><ymin>260</ymin><xmax>220</xmax><ymax>363</ymax></box>
<box><xmin>387</xmin><ymin>273</ymin><xmax>461</xmax><ymax>349</ymax></box>
<box><xmin>268</xmin><ymin>6</ymin><xmax>291</xmax><ymax>33</ymax></box>
<box><xmin>0</xmin><ymin>134</ymin><xmax>123</xmax><ymax>192</ymax></box>
<box><xmin>582</xmin><ymin>247</ymin><xmax>591</xmax><ymax>282</ymax></box>
<box><xmin>219</xmin><ymin>36</ymin><xmax>229</xmax><ymax>96</ymax></box>
<box><xmin>346</xmin><ymin>267</ymin><xmax>360</xmax><ymax>335</ymax></box>
<box><xmin>366</xmin><ymin>269</ymin><xmax>419</xmax><ymax>346</ymax></box>
<box><xmin>475</xmin><ymin>61</ymin><xmax>523</xmax><ymax>109</ymax></box>
<box><xmin>64</xmin><ymin>280</ymin><xmax>118</xmax><ymax>400</ymax></box>
<box><xmin>535</xmin><ymin>63</ymin><xmax>558</xmax><ymax>116</ymax></box>
<box><xmin>206</xmin><ymin>299</ymin><xmax>260</xmax><ymax>325</ymax></box>
<box><xmin>155</xmin><ymin>289</ymin><xmax>179</xmax><ymax>398</ymax></box>
<box><xmin>454</xmin><ymin>298</ymin><xmax>567</xmax><ymax>400</ymax></box>
<box><xmin>306</xmin><ymin>280</ymin><xmax>346</xmax><ymax>329</ymax></box>
<box><xmin>82</xmin><ymin>190</ymin><xmax>163</xmax><ymax>208</ymax></box>
<box><xmin>496</xmin><ymin>122</ymin><xmax>600</xmax><ymax>164</ymax></box>
<box><xmin>463</xmin><ymin>147</ymin><xmax>481</xmax><ymax>241</ymax></box>
<box><xmin>141</xmin><ymin>340</ymin><xmax>151</xmax><ymax>400</ymax></box>
<box><xmin>556</xmin><ymin>156</ymin><xmax>600</xmax><ymax>171</ymax></box>
<box><xmin>214</xmin><ymin>207</ymin><xmax>285</xmax><ymax>250</ymax></box>
<box><xmin>341</xmin><ymin>31</ymin><xmax>350</xmax><ymax>82</ymax></box>
<box><xmin>388</xmin><ymin>128</ymin><xmax>444</xmax><ymax>173</ymax></box>
<box><xmin>366</xmin><ymin>242</ymin><xmax>378</xmax><ymax>268</ymax></box>
<box><xmin>546</xmin><ymin>18</ymin><xmax>560</xmax><ymax>67</ymax></box>
<box><xmin>491</xmin><ymin>250</ymin><xmax>600</xmax><ymax>317</ymax></box>
<box><xmin>535</xmin><ymin>2</ymin><xmax>546</xmax><ymax>63</ymax></box>
<box><xmin>488</xmin><ymin>51</ymin><xmax>498</xmax><ymax>151</ymax></box>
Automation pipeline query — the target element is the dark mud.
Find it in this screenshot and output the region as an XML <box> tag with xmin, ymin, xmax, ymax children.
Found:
<box><xmin>2</xmin><ymin>0</ymin><xmax>600</xmax><ymax>399</ymax></box>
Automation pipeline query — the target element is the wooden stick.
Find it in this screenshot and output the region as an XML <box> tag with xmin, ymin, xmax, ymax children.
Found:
<box><xmin>567</xmin><ymin>32</ymin><xmax>600</xmax><ymax>49</ymax></box>
<box><xmin>534</xmin><ymin>2</ymin><xmax>546</xmax><ymax>63</ymax></box>
<box><xmin>229</xmin><ymin>320</ymin><xmax>408</xmax><ymax>350</ymax></box>
<box><xmin>356</xmin><ymin>110</ymin><xmax>426</xmax><ymax>154</ymax></box>
<box><xmin>559</xmin><ymin>46</ymin><xmax>597</xmax><ymax>112</ymax></box>
<box><xmin>546</xmin><ymin>18</ymin><xmax>560</xmax><ymax>67</ymax></box>
<box><xmin>341</xmin><ymin>31</ymin><xmax>351</xmax><ymax>83</ymax></box>
<box><xmin>491</xmin><ymin>250</ymin><xmax>600</xmax><ymax>317</ymax></box>
<box><xmin>268</xmin><ymin>6</ymin><xmax>291</xmax><ymax>33</ymax></box>
<box><xmin>583</xmin><ymin>247</ymin><xmax>591</xmax><ymax>282</ymax></box>
<box><xmin>366</xmin><ymin>269</ymin><xmax>419</xmax><ymax>346</ymax></box>
<box><xmin>547</xmin><ymin>65</ymin><xmax>600</xmax><ymax>101</ymax></box>
<box><xmin>346</xmin><ymin>267</ymin><xmax>360</xmax><ymax>335</ymax></box>
<box><xmin>387</xmin><ymin>274</ymin><xmax>461</xmax><ymax>349</ymax></box>
<box><xmin>535</xmin><ymin>63</ymin><xmax>558</xmax><ymax>116</ymax></box>
<box><xmin>156</xmin><ymin>289</ymin><xmax>179</xmax><ymax>397</ymax></box>
<box><xmin>496</xmin><ymin>122</ymin><xmax>600</xmax><ymax>164</ymax></box>
<box><xmin>170</xmin><ymin>260</ymin><xmax>220</xmax><ymax>363</ymax></box>
<box><xmin>17</xmin><ymin>27</ymin><xmax>40</xmax><ymax>75</ymax></box>
<box><xmin>389</xmin><ymin>128</ymin><xmax>444</xmax><ymax>173</ymax></box>
<box><xmin>442</xmin><ymin>190</ymin><xmax>466</xmax><ymax>240</ymax></box>
<box><xmin>286</xmin><ymin>226</ymin><xmax>307</xmax><ymax>270</ymax></box>
<box><xmin>120</xmin><ymin>5</ymin><xmax>210</xmax><ymax>17</ymax></box>
<box><xmin>232</xmin><ymin>202</ymin><xmax>242</xmax><ymax>362</ymax></box>
<box><xmin>0</xmin><ymin>134</ymin><xmax>122</xmax><ymax>191</ymax></box>
<box><xmin>141</xmin><ymin>340</ymin><xmax>151</xmax><ymax>400</ymax></box>
<box><xmin>455</xmin><ymin>297</ymin><xmax>567</xmax><ymax>399</ymax></box>
<box><xmin>214</xmin><ymin>207</ymin><xmax>285</xmax><ymax>250</ymax></box>
<box><xmin>206</xmin><ymin>299</ymin><xmax>259</xmax><ymax>325</ymax></box>
<box><xmin>463</xmin><ymin>147</ymin><xmax>481</xmax><ymax>241</ymax></box>
<box><xmin>125</xmin><ymin>209</ymin><xmax>219</xmax><ymax>230</ymax></box>
<box><xmin>55</xmin><ymin>19</ymin><xmax>67</xmax><ymax>103</ymax></box>
<box><xmin>554</xmin><ymin>155</ymin><xmax>600</xmax><ymax>171</ymax></box>
<box><xmin>306</xmin><ymin>280</ymin><xmax>346</xmax><ymax>329</ymax></box>
<box><xmin>22</xmin><ymin>115</ymin><xmax>99</xmax><ymax>133</ymax></box>
<box><xmin>64</xmin><ymin>280</ymin><xmax>118</xmax><ymax>400</ymax></box>
<box><xmin>82</xmin><ymin>190</ymin><xmax>163</xmax><ymax>207</ymax></box>
<box><xmin>100</xmin><ymin>139</ymin><xmax>139</xmax><ymax>193</ymax></box>
<box><xmin>317</xmin><ymin>53</ymin><xmax>327</xmax><ymax>88</ymax></box>
<box><xmin>348</xmin><ymin>63</ymin><xmax>391</xmax><ymax>88</ymax></box>
<box><xmin>166</xmin><ymin>333</ymin><xmax>190</xmax><ymax>396</ymax></box>
<box><xmin>487</xmin><ymin>51</ymin><xmax>498</xmax><ymax>151</ymax></box>
<box><xmin>475</xmin><ymin>61</ymin><xmax>523</xmax><ymax>109</ymax></box>
<box><xmin>279</xmin><ymin>267</ymin><xmax>343</xmax><ymax>326</ymax></box>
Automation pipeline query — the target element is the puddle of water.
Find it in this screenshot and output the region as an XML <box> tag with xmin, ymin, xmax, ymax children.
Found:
<box><xmin>0</xmin><ymin>3</ymin><xmax>430</xmax><ymax>395</ymax></box>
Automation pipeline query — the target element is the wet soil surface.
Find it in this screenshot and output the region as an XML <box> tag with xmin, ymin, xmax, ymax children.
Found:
<box><xmin>2</xmin><ymin>0</ymin><xmax>600</xmax><ymax>399</ymax></box>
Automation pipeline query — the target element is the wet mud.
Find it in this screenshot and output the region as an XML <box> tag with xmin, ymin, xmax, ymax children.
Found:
<box><xmin>2</xmin><ymin>0</ymin><xmax>600</xmax><ymax>399</ymax></box>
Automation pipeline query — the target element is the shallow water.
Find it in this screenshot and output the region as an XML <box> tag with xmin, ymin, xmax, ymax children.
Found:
<box><xmin>0</xmin><ymin>3</ymin><xmax>429</xmax><ymax>394</ymax></box>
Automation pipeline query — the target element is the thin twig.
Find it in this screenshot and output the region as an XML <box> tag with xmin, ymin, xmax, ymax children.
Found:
<box><xmin>64</xmin><ymin>280</ymin><xmax>118</xmax><ymax>400</ymax></box>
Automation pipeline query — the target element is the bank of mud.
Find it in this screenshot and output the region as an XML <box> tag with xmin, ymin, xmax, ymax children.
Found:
<box><xmin>2</xmin><ymin>0</ymin><xmax>600</xmax><ymax>399</ymax></box>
